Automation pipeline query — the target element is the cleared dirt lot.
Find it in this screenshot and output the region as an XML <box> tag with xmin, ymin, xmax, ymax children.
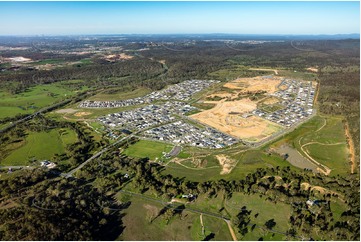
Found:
<box><xmin>74</xmin><ymin>111</ymin><xmax>92</xmax><ymax>117</ymax></box>
<box><xmin>191</xmin><ymin>98</ymin><xmax>282</xmax><ymax>142</ymax></box>
<box><xmin>191</xmin><ymin>76</ymin><xmax>284</xmax><ymax>142</ymax></box>
<box><xmin>223</xmin><ymin>76</ymin><xmax>282</xmax><ymax>94</ymax></box>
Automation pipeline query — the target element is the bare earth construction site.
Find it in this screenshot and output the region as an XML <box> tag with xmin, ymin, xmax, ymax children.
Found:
<box><xmin>191</xmin><ymin>75</ymin><xmax>316</xmax><ymax>144</ymax></box>
<box><xmin>192</xmin><ymin>76</ymin><xmax>284</xmax><ymax>143</ymax></box>
<box><xmin>82</xmin><ymin>75</ymin><xmax>316</xmax><ymax>148</ymax></box>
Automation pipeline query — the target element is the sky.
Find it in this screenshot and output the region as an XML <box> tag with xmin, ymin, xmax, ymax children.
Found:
<box><xmin>0</xmin><ymin>1</ymin><xmax>359</xmax><ymax>35</ymax></box>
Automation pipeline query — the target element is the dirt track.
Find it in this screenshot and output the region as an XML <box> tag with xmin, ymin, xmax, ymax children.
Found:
<box><xmin>298</xmin><ymin>138</ymin><xmax>331</xmax><ymax>175</ymax></box>
<box><xmin>344</xmin><ymin>122</ymin><xmax>356</xmax><ymax>174</ymax></box>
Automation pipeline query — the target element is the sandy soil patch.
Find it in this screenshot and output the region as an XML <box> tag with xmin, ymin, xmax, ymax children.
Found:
<box><xmin>224</xmin><ymin>76</ymin><xmax>282</xmax><ymax>94</ymax></box>
<box><xmin>206</xmin><ymin>92</ymin><xmax>235</xmax><ymax>99</ymax></box>
<box><xmin>104</xmin><ymin>53</ymin><xmax>133</xmax><ymax>61</ymax></box>
<box><xmin>74</xmin><ymin>112</ymin><xmax>92</xmax><ymax>117</ymax></box>
<box><xmin>191</xmin><ymin>99</ymin><xmax>282</xmax><ymax>141</ymax></box>
<box><xmin>55</xmin><ymin>108</ymin><xmax>78</xmax><ymax>114</ymax></box>
<box><xmin>216</xmin><ymin>154</ymin><xmax>237</xmax><ymax>174</ymax></box>
<box><xmin>306</xmin><ymin>67</ymin><xmax>318</xmax><ymax>73</ymax></box>
<box><xmin>279</xmin><ymin>84</ymin><xmax>288</xmax><ymax>91</ymax></box>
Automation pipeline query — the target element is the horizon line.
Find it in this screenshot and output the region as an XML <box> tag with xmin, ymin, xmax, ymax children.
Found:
<box><xmin>0</xmin><ymin>33</ymin><xmax>359</xmax><ymax>37</ymax></box>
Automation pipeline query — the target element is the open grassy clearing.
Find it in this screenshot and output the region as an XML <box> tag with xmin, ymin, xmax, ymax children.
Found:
<box><xmin>188</xmin><ymin>191</ymin><xmax>292</xmax><ymax>240</ymax></box>
<box><xmin>277</xmin><ymin>69</ymin><xmax>317</xmax><ymax>81</ymax></box>
<box><xmin>268</xmin><ymin>115</ymin><xmax>350</xmax><ymax>176</ymax></box>
<box><xmin>88</xmin><ymin>87</ymin><xmax>151</xmax><ymax>101</ymax></box>
<box><xmin>123</xmin><ymin>140</ymin><xmax>173</xmax><ymax>161</ymax></box>
<box><xmin>163</xmin><ymin>150</ymin><xmax>297</xmax><ymax>182</ymax></box>
<box><xmin>0</xmin><ymin>81</ymin><xmax>90</xmax><ymax>119</ymax></box>
<box><xmin>226</xmin><ymin>193</ymin><xmax>291</xmax><ymax>230</ymax></box>
<box><xmin>304</xmin><ymin>143</ymin><xmax>349</xmax><ymax>173</ymax></box>
<box><xmin>29</xmin><ymin>59</ymin><xmax>65</xmax><ymax>65</ymax></box>
<box><xmin>117</xmin><ymin>197</ymin><xmax>197</xmax><ymax>241</ymax></box>
<box><xmin>1</xmin><ymin>128</ymin><xmax>78</xmax><ymax>166</ymax></box>
<box><xmin>208</xmin><ymin>65</ymin><xmax>275</xmax><ymax>81</ymax></box>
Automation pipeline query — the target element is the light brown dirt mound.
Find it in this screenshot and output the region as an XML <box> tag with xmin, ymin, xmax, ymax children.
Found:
<box><xmin>55</xmin><ymin>108</ymin><xmax>78</xmax><ymax>114</ymax></box>
<box><xmin>103</xmin><ymin>53</ymin><xmax>133</xmax><ymax>61</ymax></box>
<box><xmin>216</xmin><ymin>154</ymin><xmax>237</xmax><ymax>175</ymax></box>
<box><xmin>306</xmin><ymin>67</ymin><xmax>318</xmax><ymax>73</ymax></box>
<box><xmin>74</xmin><ymin>112</ymin><xmax>92</xmax><ymax>117</ymax></box>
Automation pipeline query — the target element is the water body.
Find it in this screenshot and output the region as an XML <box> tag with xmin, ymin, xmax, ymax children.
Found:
<box><xmin>276</xmin><ymin>144</ymin><xmax>318</xmax><ymax>171</ymax></box>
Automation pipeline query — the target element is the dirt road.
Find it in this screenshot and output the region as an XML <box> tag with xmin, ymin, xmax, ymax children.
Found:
<box><xmin>344</xmin><ymin>122</ymin><xmax>356</xmax><ymax>174</ymax></box>
<box><xmin>224</xmin><ymin>219</ymin><xmax>238</xmax><ymax>241</ymax></box>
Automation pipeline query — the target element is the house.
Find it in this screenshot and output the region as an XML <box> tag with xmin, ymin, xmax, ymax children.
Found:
<box><xmin>40</xmin><ymin>160</ymin><xmax>50</xmax><ymax>167</ymax></box>
<box><xmin>306</xmin><ymin>200</ymin><xmax>314</xmax><ymax>206</ymax></box>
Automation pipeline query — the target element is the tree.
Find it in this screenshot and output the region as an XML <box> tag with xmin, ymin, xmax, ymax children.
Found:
<box><xmin>264</xmin><ymin>219</ymin><xmax>276</xmax><ymax>230</ymax></box>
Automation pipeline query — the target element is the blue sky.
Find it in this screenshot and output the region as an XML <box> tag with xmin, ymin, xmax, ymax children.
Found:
<box><xmin>0</xmin><ymin>1</ymin><xmax>359</xmax><ymax>35</ymax></box>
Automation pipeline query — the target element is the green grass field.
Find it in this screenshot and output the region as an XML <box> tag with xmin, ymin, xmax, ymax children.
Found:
<box><xmin>0</xmin><ymin>81</ymin><xmax>89</xmax><ymax>119</ymax></box>
<box><xmin>123</xmin><ymin>140</ymin><xmax>173</xmax><ymax>161</ymax></box>
<box><xmin>163</xmin><ymin>150</ymin><xmax>296</xmax><ymax>182</ymax></box>
<box><xmin>277</xmin><ymin>70</ymin><xmax>317</xmax><ymax>81</ymax></box>
<box><xmin>1</xmin><ymin>128</ymin><xmax>78</xmax><ymax>166</ymax></box>
<box><xmin>118</xmin><ymin>197</ymin><xmax>199</xmax><ymax>241</ymax></box>
<box><xmin>88</xmin><ymin>87</ymin><xmax>151</xmax><ymax>101</ymax></box>
<box><xmin>304</xmin><ymin>143</ymin><xmax>349</xmax><ymax>173</ymax></box>
<box><xmin>226</xmin><ymin>193</ymin><xmax>291</xmax><ymax>229</ymax></box>
<box><xmin>268</xmin><ymin>115</ymin><xmax>350</xmax><ymax>176</ymax></box>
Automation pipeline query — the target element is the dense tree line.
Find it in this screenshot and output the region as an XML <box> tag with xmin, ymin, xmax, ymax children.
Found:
<box><xmin>0</xmin><ymin>170</ymin><xmax>125</xmax><ymax>240</ymax></box>
<box><xmin>75</xmin><ymin>145</ymin><xmax>359</xmax><ymax>240</ymax></box>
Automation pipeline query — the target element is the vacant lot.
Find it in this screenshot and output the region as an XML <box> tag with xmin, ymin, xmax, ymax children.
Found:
<box><xmin>1</xmin><ymin>128</ymin><xmax>77</xmax><ymax>166</ymax></box>
<box><xmin>191</xmin><ymin>76</ymin><xmax>284</xmax><ymax>142</ymax></box>
<box><xmin>123</xmin><ymin>140</ymin><xmax>173</xmax><ymax>161</ymax></box>
<box><xmin>191</xmin><ymin>99</ymin><xmax>283</xmax><ymax>142</ymax></box>
<box><xmin>223</xmin><ymin>76</ymin><xmax>282</xmax><ymax>94</ymax></box>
